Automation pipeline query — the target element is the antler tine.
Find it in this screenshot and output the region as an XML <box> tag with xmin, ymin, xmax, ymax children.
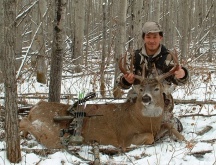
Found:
<box><xmin>130</xmin><ymin>51</ymin><xmax>134</xmax><ymax>73</ymax></box>
<box><xmin>156</xmin><ymin>49</ymin><xmax>180</xmax><ymax>82</ymax></box>
<box><xmin>156</xmin><ymin>66</ymin><xmax>179</xmax><ymax>82</ymax></box>
<box><xmin>171</xmin><ymin>48</ymin><xmax>180</xmax><ymax>67</ymax></box>
<box><xmin>118</xmin><ymin>51</ymin><xmax>144</xmax><ymax>82</ymax></box>
<box><xmin>153</xmin><ymin>63</ymin><xmax>159</xmax><ymax>76</ymax></box>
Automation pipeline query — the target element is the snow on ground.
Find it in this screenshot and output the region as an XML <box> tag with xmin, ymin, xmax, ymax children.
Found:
<box><xmin>0</xmin><ymin>63</ymin><xmax>216</xmax><ymax>165</ymax></box>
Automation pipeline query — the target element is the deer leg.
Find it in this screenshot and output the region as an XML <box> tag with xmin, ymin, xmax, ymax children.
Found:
<box><xmin>19</xmin><ymin>117</ymin><xmax>31</xmax><ymax>138</ymax></box>
<box><xmin>155</xmin><ymin>127</ymin><xmax>169</xmax><ymax>141</ymax></box>
<box><xmin>20</xmin><ymin>130</ymin><xmax>29</xmax><ymax>138</ymax></box>
<box><xmin>131</xmin><ymin>133</ymin><xmax>154</xmax><ymax>145</ymax></box>
<box><xmin>162</xmin><ymin>123</ymin><xmax>185</xmax><ymax>141</ymax></box>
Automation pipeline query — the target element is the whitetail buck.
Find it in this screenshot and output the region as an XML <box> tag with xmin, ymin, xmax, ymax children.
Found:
<box><xmin>19</xmin><ymin>52</ymin><xmax>185</xmax><ymax>152</ymax></box>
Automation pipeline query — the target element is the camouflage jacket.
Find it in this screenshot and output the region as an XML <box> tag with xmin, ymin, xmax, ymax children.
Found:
<box><xmin>116</xmin><ymin>44</ymin><xmax>189</xmax><ymax>94</ymax></box>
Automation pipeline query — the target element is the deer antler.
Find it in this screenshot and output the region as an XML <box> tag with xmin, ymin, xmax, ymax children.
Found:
<box><xmin>119</xmin><ymin>51</ymin><xmax>144</xmax><ymax>82</ymax></box>
<box><xmin>119</xmin><ymin>52</ymin><xmax>128</xmax><ymax>75</ymax></box>
<box><xmin>156</xmin><ymin>49</ymin><xmax>180</xmax><ymax>82</ymax></box>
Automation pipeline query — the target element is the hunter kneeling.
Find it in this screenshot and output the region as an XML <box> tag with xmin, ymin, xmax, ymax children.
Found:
<box><xmin>116</xmin><ymin>21</ymin><xmax>189</xmax><ymax>141</ymax></box>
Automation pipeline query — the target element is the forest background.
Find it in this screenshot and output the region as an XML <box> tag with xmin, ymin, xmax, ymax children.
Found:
<box><xmin>0</xmin><ymin>0</ymin><xmax>215</xmax><ymax>163</ymax></box>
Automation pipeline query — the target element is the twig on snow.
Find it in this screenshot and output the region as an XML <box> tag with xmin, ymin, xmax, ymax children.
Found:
<box><xmin>196</xmin><ymin>126</ymin><xmax>212</xmax><ymax>135</ymax></box>
<box><xmin>179</xmin><ymin>114</ymin><xmax>216</xmax><ymax>118</ymax></box>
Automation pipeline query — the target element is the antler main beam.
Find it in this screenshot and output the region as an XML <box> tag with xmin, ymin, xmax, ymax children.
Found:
<box><xmin>119</xmin><ymin>52</ymin><xmax>144</xmax><ymax>82</ymax></box>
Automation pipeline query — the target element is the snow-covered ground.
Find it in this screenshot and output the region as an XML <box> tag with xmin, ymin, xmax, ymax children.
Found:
<box><xmin>0</xmin><ymin>62</ymin><xmax>216</xmax><ymax>165</ymax></box>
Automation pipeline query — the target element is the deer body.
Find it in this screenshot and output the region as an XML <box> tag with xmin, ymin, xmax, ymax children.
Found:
<box><xmin>20</xmin><ymin>80</ymin><xmax>166</xmax><ymax>149</ymax></box>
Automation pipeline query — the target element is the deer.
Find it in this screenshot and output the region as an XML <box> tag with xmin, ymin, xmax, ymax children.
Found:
<box><xmin>19</xmin><ymin>52</ymin><xmax>185</xmax><ymax>156</ymax></box>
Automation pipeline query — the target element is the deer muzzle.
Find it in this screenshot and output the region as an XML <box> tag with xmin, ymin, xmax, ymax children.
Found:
<box><xmin>142</xmin><ymin>94</ymin><xmax>152</xmax><ymax>105</ymax></box>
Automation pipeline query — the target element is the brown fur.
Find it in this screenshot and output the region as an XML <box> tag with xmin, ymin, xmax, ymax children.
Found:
<box><xmin>20</xmin><ymin>101</ymin><xmax>70</xmax><ymax>149</ymax></box>
<box><xmin>20</xmin><ymin>100</ymin><xmax>162</xmax><ymax>149</ymax></box>
<box><xmin>20</xmin><ymin>80</ymin><xmax>184</xmax><ymax>150</ymax></box>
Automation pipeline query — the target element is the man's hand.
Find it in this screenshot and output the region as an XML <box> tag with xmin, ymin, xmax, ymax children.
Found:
<box><xmin>174</xmin><ymin>66</ymin><xmax>185</xmax><ymax>79</ymax></box>
<box><xmin>124</xmin><ymin>73</ymin><xmax>135</xmax><ymax>84</ymax></box>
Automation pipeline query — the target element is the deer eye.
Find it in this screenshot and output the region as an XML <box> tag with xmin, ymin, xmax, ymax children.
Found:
<box><xmin>139</xmin><ymin>88</ymin><xmax>143</xmax><ymax>92</ymax></box>
<box><xmin>154</xmin><ymin>87</ymin><xmax>159</xmax><ymax>91</ymax></box>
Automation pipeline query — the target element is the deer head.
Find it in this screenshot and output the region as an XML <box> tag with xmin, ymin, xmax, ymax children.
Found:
<box><xmin>119</xmin><ymin>50</ymin><xmax>179</xmax><ymax>117</ymax></box>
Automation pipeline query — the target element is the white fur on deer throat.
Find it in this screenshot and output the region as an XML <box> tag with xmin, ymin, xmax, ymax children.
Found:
<box><xmin>141</xmin><ymin>104</ymin><xmax>163</xmax><ymax>117</ymax></box>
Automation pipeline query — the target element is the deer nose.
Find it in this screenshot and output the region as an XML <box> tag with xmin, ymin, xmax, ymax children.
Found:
<box><xmin>142</xmin><ymin>94</ymin><xmax>151</xmax><ymax>103</ymax></box>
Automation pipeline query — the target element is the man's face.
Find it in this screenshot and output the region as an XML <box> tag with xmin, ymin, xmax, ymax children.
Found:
<box><xmin>144</xmin><ymin>33</ymin><xmax>162</xmax><ymax>53</ymax></box>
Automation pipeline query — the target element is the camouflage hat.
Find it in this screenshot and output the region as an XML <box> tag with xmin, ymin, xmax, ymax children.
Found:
<box><xmin>142</xmin><ymin>21</ymin><xmax>162</xmax><ymax>34</ymax></box>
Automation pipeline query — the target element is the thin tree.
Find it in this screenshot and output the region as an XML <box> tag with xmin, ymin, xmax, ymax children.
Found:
<box><xmin>154</xmin><ymin>0</ymin><xmax>160</xmax><ymax>22</ymax></box>
<box><xmin>72</xmin><ymin>0</ymin><xmax>85</xmax><ymax>72</ymax></box>
<box><xmin>208</xmin><ymin>1</ymin><xmax>213</xmax><ymax>62</ymax></box>
<box><xmin>2</xmin><ymin>0</ymin><xmax>21</xmax><ymax>163</ymax></box>
<box><xmin>113</xmin><ymin>0</ymin><xmax>127</xmax><ymax>98</ymax></box>
<box><xmin>107</xmin><ymin>0</ymin><xmax>114</xmax><ymax>64</ymax></box>
<box><xmin>180</xmin><ymin>0</ymin><xmax>189</xmax><ymax>60</ymax></box>
<box><xmin>128</xmin><ymin>0</ymin><xmax>144</xmax><ymax>50</ymax></box>
<box><xmin>0</xmin><ymin>0</ymin><xmax>4</xmax><ymax>83</ymax></box>
<box><xmin>84</xmin><ymin>0</ymin><xmax>91</xmax><ymax>66</ymax></box>
<box><xmin>14</xmin><ymin>2</ymin><xmax>23</xmax><ymax>72</ymax></box>
<box><xmin>31</xmin><ymin>0</ymin><xmax>47</xmax><ymax>84</ymax></box>
<box><xmin>49</xmin><ymin>0</ymin><xmax>67</xmax><ymax>102</ymax></box>
<box><xmin>100</xmin><ymin>1</ymin><xmax>107</xmax><ymax>97</ymax></box>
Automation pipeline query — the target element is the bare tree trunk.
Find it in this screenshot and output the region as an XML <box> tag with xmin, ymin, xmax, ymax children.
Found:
<box><xmin>128</xmin><ymin>0</ymin><xmax>133</xmax><ymax>50</ymax></box>
<box><xmin>162</xmin><ymin>1</ymin><xmax>170</xmax><ymax>47</ymax></box>
<box><xmin>187</xmin><ymin>1</ymin><xmax>194</xmax><ymax>52</ymax></box>
<box><xmin>73</xmin><ymin>0</ymin><xmax>85</xmax><ymax>72</ymax></box>
<box><xmin>147</xmin><ymin>0</ymin><xmax>160</xmax><ymax>22</ymax></box>
<box><xmin>180</xmin><ymin>0</ymin><xmax>189</xmax><ymax>61</ymax></box>
<box><xmin>148</xmin><ymin>0</ymin><xmax>153</xmax><ymax>20</ymax></box>
<box><xmin>194</xmin><ymin>0</ymin><xmax>204</xmax><ymax>57</ymax></box>
<box><xmin>36</xmin><ymin>0</ymin><xmax>48</xmax><ymax>84</ymax></box>
<box><xmin>46</xmin><ymin>0</ymin><xmax>55</xmax><ymax>60</ymax></box>
<box><xmin>153</xmin><ymin>0</ymin><xmax>160</xmax><ymax>22</ymax></box>
<box><xmin>48</xmin><ymin>0</ymin><xmax>67</xmax><ymax>102</ymax></box>
<box><xmin>95</xmin><ymin>0</ymin><xmax>103</xmax><ymax>53</ymax></box>
<box><xmin>68</xmin><ymin>0</ymin><xmax>75</xmax><ymax>60</ymax></box>
<box><xmin>0</xmin><ymin>0</ymin><xmax>4</xmax><ymax>83</ymax></box>
<box><xmin>214</xmin><ymin>0</ymin><xmax>216</xmax><ymax>36</ymax></box>
<box><xmin>30</xmin><ymin>0</ymin><xmax>47</xmax><ymax>84</ymax></box>
<box><xmin>100</xmin><ymin>1</ymin><xmax>107</xmax><ymax>97</ymax></box>
<box><xmin>107</xmin><ymin>0</ymin><xmax>114</xmax><ymax>64</ymax></box>
<box><xmin>14</xmin><ymin>1</ymin><xmax>23</xmax><ymax>72</ymax></box>
<box><xmin>30</xmin><ymin>2</ymin><xmax>39</xmax><ymax>68</ymax></box>
<box><xmin>168</xmin><ymin>0</ymin><xmax>174</xmax><ymax>48</ymax></box>
<box><xmin>128</xmin><ymin>0</ymin><xmax>143</xmax><ymax>50</ymax></box>
<box><xmin>2</xmin><ymin>0</ymin><xmax>21</xmax><ymax>163</ymax></box>
<box><xmin>207</xmin><ymin>0</ymin><xmax>214</xmax><ymax>62</ymax></box>
<box><xmin>113</xmin><ymin>0</ymin><xmax>127</xmax><ymax>98</ymax></box>
<box><xmin>84</xmin><ymin>0</ymin><xmax>91</xmax><ymax>66</ymax></box>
